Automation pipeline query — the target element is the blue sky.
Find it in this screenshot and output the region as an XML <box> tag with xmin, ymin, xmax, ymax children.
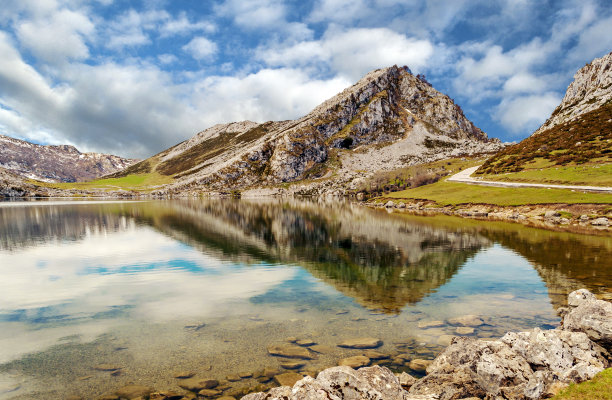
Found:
<box><xmin>0</xmin><ymin>0</ymin><xmax>611</xmax><ymax>158</ymax></box>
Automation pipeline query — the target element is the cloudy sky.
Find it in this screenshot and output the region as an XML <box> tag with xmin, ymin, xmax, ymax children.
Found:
<box><xmin>0</xmin><ymin>0</ymin><xmax>611</xmax><ymax>158</ymax></box>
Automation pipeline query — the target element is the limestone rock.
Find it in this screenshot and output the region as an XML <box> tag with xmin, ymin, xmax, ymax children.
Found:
<box><xmin>591</xmin><ymin>217</ymin><xmax>609</xmax><ymax>226</ymax></box>
<box><xmin>417</xmin><ymin>320</ymin><xmax>445</xmax><ymax>329</ymax></box>
<box><xmin>280</xmin><ymin>361</ymin><xmax>305</xmax><ymax>370</ymax></box>
<box><xmin>455</xmin><ymin>327</ymin><xmax>474</xmax><ymax>335</ymax></box>
<box><xmin>562</xmin><ymin>289</ymin><xmax>612</xmax><ymax>352</ymax></box>
<box><xmin>339</xmin><ymin>355</ymin><xmax>371</xmax><ymax>368</ymax></box>
<box><xmin>398</xmin><ymin>371</ymin><xmax>417</xmax><ymax>389</ymax></box>
<box><xmin>363</xmin><ymin>350</ymin><xmax>389</xmax><ymax>359</ymax></box>
<box><xmin>267</xmin><ymin>344</ymin><xmax>315</xmax><ymax>359</ymax></box>
<box><xmin>198</xmin><ymin>388</ymin><xmax>221</xmax><ymax>397</ymax></box>
<box><xmin>338</xmin><ymin>337</ymin><xmax>383</xmax><ymax>349</ymax></box>
<box><xmin>408</xmin><ymin>359</ymin><xmax>432</xmax><ymax>373</ymax></box>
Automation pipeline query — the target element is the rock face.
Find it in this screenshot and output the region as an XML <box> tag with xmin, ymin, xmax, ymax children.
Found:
<box><xmin>119</xmin><ymin>65</ymin><xmax>501</xmax><ymax>195</ymax></box>
<box><xmin>0</xmin><ymin>134</ymin><xmax>137</xmax><ymax>182</ymax></box>
<box><xmin>535</xmin><ymin>50</ymin><xmax>612</xmax><ymax>135</ymax></box>
<box><xmin>562</xmin><ymin>288</ymin><xmax>612</xmax><ymax>352</ymax></box>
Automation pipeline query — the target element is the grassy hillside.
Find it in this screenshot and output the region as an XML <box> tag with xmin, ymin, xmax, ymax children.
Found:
<box><xmin>33</xmin><ymin>172</ymin><xmax>173</xmax><ymax>192</ymax></box>
<box><xmin>551</xmin><ymin>368</ymin><xmax>611</xmax><ymax>400</ymax></box>
<box><xmin>476</xmin><ymin>102</ymin><xmax>612</xmax><ymax>185</ymax></box>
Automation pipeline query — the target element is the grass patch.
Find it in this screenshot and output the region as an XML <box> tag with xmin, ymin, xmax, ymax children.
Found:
<box><xmin>36</xmin><ymin>172</ymin><xmax>174</xmax><ymax>192</ymax></box>
<box><xmin>479</xmin><ymin>163</ymin><xmax>612</xmax><ymax>186</ymax></box>
<box><xmin>385</xmin><ymin>178</ymin><xmax>612</xmax><ymax>206</ymax></box>
<box><xmin>552</xmin><ymin>368</ymin><xmax>612</xmax><ymax>400</ymax></box>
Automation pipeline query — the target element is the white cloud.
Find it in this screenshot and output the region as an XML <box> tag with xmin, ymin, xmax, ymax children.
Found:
<box><xmin>182</xmin><ymin>36</ymin><xmax>218</xmax><ymax>61</ymax></box>
<box><xmin>258</xmin><ymin>27</ymin><xmax>434</xmax><ymax>81</ymax></box>
<box><xmin>215</xmin><ymin>0</ymin><xmax>286</xmax><ymax>29</ymax></box>
<box><xmin>15</xmin><ymin>7</ymin><xmax>94</xmax><ymax>63</ymax></box>
<box><xmin>495</xmin><ymin>92</ymin><xmax>561</xmax><ymax>134</ymax></box>
<box><xmin>159</xmin><ymin>13</ymin><xmax>215</xmax><ymax>37</ymax></box>
<box><xmin>502</xmin><ymin>73</ymin><xmax>548</xmax><ymax>95</ymax></box>
<box><xmin>158</xmin><ymin>53</ymin><xmax>178</xmax><ymax>65</ymax></box>
<box><xmin>308</xmin><ymin>0</ymin><xmax>368</xmax><ymax>23</ymax></box>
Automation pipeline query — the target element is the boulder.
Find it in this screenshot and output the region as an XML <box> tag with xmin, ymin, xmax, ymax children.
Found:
<box><xmin>591</xmin><ymin>217</ymin><xmax>610</xmax><ymax>226</ymax></box>
<box><xmin>385</xmin><ymin>201</ymin><xmax>395</xmax><ymax>208</ymax></box>
<box><xmin>562</xmin><ymin>289</ymin><xmax>612</xmax><ymax>352</ymax></box>
<box><xmin>338</xmin><ymin>337</ymin><xmax>383</xmax><ymax>349</ymax></box>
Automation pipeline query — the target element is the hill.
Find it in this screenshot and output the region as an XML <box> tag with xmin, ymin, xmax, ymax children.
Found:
<box><xmin>476</xmin><ymin>51</ymin><xmax>612</xmax><ymax>185</ymax></box>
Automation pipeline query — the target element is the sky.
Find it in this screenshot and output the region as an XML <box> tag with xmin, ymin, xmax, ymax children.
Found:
<box><xmin>0</xmin><ymin>0</ymin><xmax>611</xmax><ymax>159</ymax></box>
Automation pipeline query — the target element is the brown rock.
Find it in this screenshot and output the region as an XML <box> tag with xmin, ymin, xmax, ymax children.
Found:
<box><xmin>338</xmin><ymin>355</ymin><xmax>371</xmax><ymax>368</ymax></box>
<box><xmin>198</xmin><ymin>388</ymin><xmax>221</xmax><ymax>397</ymax></box>
<box><xmin>456</xmin><ymin>327</ymin><xmax>475</xmax><ymax>335</ymax></box>
<box><xmin>94</xmin><ymin>364</ymin><xmax>122</xmax><ymax>371</ymax></box>
<box><xmin>363</xmin><ymin>350</ymin><xmax>389</xmax><ymax>360</ymax></box>
<box><xmin>398</xmin><ymin>371</ymin><xmax>417</xmax><ymax>389</ymax></box>
<box><xmin>296</xmin><ymin>339</ymin><xmax>316</xmax><ymax>347</ymax></box>
<box><xmin>263</xmin><ymin>367</ymin><xmax>280</xmax><ymax>378</ymax></box>
<box><xmin>226</xmin><ymin>374</ymin><xmax>241</xmax><ymax>382</ymax></box>
<box><xmin>239</xmin><ymin>372</ymin><xmax>253</xmax><ymax>378</ymax></box>
<box><xmin>437</xmin><ymin>334</ymin><xmax>455</xmax><ymax>346</ymax></box>
<box><xmin>274</xmin><ymin>372</ymin><xmax>304</xmax><ymax>387</ymax></box>
<box><xmin>115</xmin><ymin>385</ymin><xmax>152</xmax><ymax>399</ymax></box>
<box><xmin>280</xmin><ymin>361</ymin><xmax>305</xmax><ymax>370</ymax></box>
<box><xmin>267</xmin><ymin>344</ymin><xmax>315</xmax><ymax>359</ymax></box>
<box><xmin>409</xmin><ymin>359</ymin><xmax>432</xmax><ymax>372</ymax></box>
<box><xmin>177</xmin><ymin>377</ymin><xmax>219</xmax><ymax>392</ymax></box>
<box><xmin>173</xmin><ymin>371</ymin><xmax>195</xmax><ymax>379</ymax></box>
<box><xmin>309</xmin><ymin>344</ymin><xmax>333</xmax><ymax>354</ymax></box>
<box><xmin>337</xmin><ymin>337</ymin><xmax>382</xmax><ymax>349</ymax></box>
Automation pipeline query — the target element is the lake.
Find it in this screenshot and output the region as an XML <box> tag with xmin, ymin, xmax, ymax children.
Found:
<box><xmin>0</xmin><ymin>199</ymin><xmax>611</xmax><ymax>399</ymax></box>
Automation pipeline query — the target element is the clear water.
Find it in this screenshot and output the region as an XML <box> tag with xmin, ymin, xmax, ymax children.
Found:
<box><xmin>0</xmin><ymin>199</ymin><xmax>610</xmax><ymax>399</ymax></box>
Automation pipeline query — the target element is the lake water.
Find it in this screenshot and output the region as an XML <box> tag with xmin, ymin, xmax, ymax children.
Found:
<box><xmin>0</xmin><ymin>199</ymin><xmax>610</xmax><ymax>399</ymax></box>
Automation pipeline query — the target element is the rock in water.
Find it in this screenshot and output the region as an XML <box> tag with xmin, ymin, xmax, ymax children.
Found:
<box><xmin>267</xmin><ymin>344</ymin><xmax>315</xmax><ymax>360</ymax></box>
<box><xmin>338</xmin><ymin>337</ymin><xmax>383</xmax><ymax>349</ymax></box>
<box><xmin>115</xmin><ymin>385</ymin><xmax>153</xmax><ymax>399</ymax></box>
<box><xmin>447</xmin><ymin>314</ymin><xmax>484</xmax><ymax>327</ymax></box>
<box><xmin>338</xmin><ymin>355</ymin><xmax>371</xmax><ymax>368</ymax></box>
<box><xmin>274</xmin><ymin>372</ymin><xmax>303</xmax><ymax>387</ymax></box>
<box><xmin>177</xmin><ymin>378</ymin><xmax>219</xmax><ymax>392</ymax></box>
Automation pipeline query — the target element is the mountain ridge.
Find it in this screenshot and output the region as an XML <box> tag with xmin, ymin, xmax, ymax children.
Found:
<box><xmin>0</xmin><ymin>134</ymin><xmax>138</xmax><ymax>182</ymax></box>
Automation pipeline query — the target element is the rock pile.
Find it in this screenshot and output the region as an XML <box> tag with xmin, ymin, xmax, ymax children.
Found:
<box><xmin>243</xmin><ymin>289</ymin><xmax>611</xmax><ymax>400</ymax></box>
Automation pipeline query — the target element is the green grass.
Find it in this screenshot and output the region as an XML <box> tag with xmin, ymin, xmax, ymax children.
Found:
<box><xmin>34</xmin><ymin>172</ymin><xmax>174</xmax><ymax>192</ymax></box>
<box><xmin>552</xmin><ymin>368</ymin><xmax>612</xmax><ymax>400</ymax></box>
<box><xmin>385</xmin><ymin>177</ymin><xmax>612</xmax><ymax>206</ymax></box>
<box><xmin>479</xmin><ymin>163</ymin><xmax>612</xmax><ymax>187</ymax></box>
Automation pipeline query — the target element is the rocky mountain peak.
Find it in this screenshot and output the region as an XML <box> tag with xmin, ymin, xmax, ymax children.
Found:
<box><xmin>0</xmin><ymin>134</ymin><xmax>138</xmax><ymax>182</ymax></box>
<box><xmin>535</xmin><ymin>50</ymin><xmax>612</xmax><ymax>134</ymax></box>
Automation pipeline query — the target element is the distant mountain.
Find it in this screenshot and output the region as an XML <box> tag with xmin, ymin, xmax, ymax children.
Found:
<box><xmin>478</xmin><ymin>51</ymin><xmax>612</xmax><ymax>175</ymax></box>
<box><xmin>0</xmin><ymin>135</ymin><xmax>138</xmax><ymax>182</ymax></box>
<box><xmin>113</xmin><ymin>65</ymin><xmax>501</xmax><ymax>194</ymax></box>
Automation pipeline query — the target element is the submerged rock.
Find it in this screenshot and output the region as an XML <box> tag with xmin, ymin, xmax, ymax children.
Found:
<box><xmin>339</xmin><ymin>355</ymin><xmax>371</xmax><ymax>368</ymax></box>
<box><xmin>177</xmin><ymin>377</ymin><xmax>219</xmax><ymax>392</ymax></box>
<box><xmin>274</xmin><ymin>372</ymin><xmax>304</xmax><ymax>387</ymax></box>
<box><xmin>267</xmin><ymin>344</ymin><xmax>315</xmax><ymax>359</ymax></box>
<box><xmin>447</xmin><ymin>314</ymin><xmax>484</xmax><ymax>327</ymax></box>
<box><xmin>338</xmin><ymin>337</ymin><xmax>383</xmax><ymax>349</ymax></box>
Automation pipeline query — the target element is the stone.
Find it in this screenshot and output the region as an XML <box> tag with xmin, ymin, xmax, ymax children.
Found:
<box><xmin>398</xmin><ymin>371</ymin><xmax>417</xmax><ymax>389</ymax></box>
<box><xmin>274</xmin><ymin>372</ymin><xmax>304</xmax><ymax>387</ymax></box>
<box><xmin>296</xmin><ymin>339</ymin><xmax>316</xmax><ymax>346</ymax></box>
<box><xmin>417</xmin><ymin>320</ymin><xmax>444</xmax><ymax>329</ymax></box>
<box><xmin>280</xmin><ymin>361</ymin><xmax>305</xmax><ymax>370</ymax></box>
<box><xmin>226</xmin><ymin>374</ymin><xmax>241</xmax><ymax>382</ymax></box>
<box><xmin>338</xmin><ymin>337</ymin><xmax>383</xmax><ymax>349</ymax></box>
<box><xmin>591</xmin><ymin>217</ymin><xmax>610</xmax><ymax>226</ymax></box>
<box><xmin>545</xmin><ymin>210</ymin><xmax>561</xmax><ymax>218</ymax></box>
<box><xmin>198</xmin><ymin>388</ymin><xmax>222</xmax><ymax>397</ymax></box>
<box><xmin>562</xmin><ymin>289</ymin><xmax>612</xmax><ymax>352</ymax></box>
<box><xmin>385</xmin><ymin>201</ymin><xmax>395</xmax><ymax>208</ymax></box>
<box><xmin>263</xmin><ymin>367</ymin><xmax>280</xmax><ymax>378</ymax></box>
<box><xmin>173</xmin><ymin>371</ymin><xmax>195</xmax><ymax>379</ymax></box>
<box><xmin>239</xmin><ymin>372</ymin><xmax>253</xmax><ymax>378</ymax></box>
<box><xmin>397</xmin><ymin>202</ymin><xmax>406</xmax><ymax>208</ymax></box>
<box><xmin>115</xmin><ymin>385</ymin><xmax>153</xmax><ymax>399</ymax></box>
<box><xmin>455</xmin><ymin>327</ymin><xmax>475</xmax><ymax>335</ymax></box>
<box><xmin>363</xmin><ymin>350</ymin><xmax>389</xmax><ymax>359</ymax></box>
<box><xmin>149</xmin><ymin>392</ymin><xmax>183</xmax><ymax>400</ymax></box>
<box><xmin>447</xmin><ymin>314</ymin><xmax>484</xmax><ymax>327</ymax></box>
<box><xmin>408</xmin><ymin>359</ymin><xmax>432</xmax><ymax>373</ymax></box>
<box><xmin>217</xmin><ymin>397</ymin><xmax>236</xmax><ymax>400</ymax></box>
<box><xmin>267</xmin><ymin>344</ymin><xmax>315</xmax><ymax>359</ymax></box>
<box><xmin>338</xmin><ymin>355</ymin><xmax>371</xmax><ymax>368</ymax></box>
<box><xmin>286</xmin><ymin>337</ymin><xmax>298</xmax><ymax>343</ymax></box>
<box><xmin>177</xmin><ymin>378</ymin><xmax>219</xmax><ymax>392</ymax></box>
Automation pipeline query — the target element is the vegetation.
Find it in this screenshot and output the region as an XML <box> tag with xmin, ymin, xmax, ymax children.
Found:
<box><xmin>384</xmin><ymin>176</ymin><xmax>612</xmax><ymax>206</ymax></box>
<box><xmin>477</xmin><ymin>102</ymin><xmax>612</xmax><ymax>175</ymax></box>
<box><xmin>551</xmin><ymin>368</ymin><xmax>612</xmax><ymax>400</ymax></box>
<box><xmin>35</xmin><ymin>172</ymin><xmax>173</xmax><ymax>192</ymax></box>
<box><xmin>479</xmin><ymin>163</ymin><xmax>612</xmax><ymax>187</ymax></box>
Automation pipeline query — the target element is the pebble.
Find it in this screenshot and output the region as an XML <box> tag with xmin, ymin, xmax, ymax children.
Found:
<box><xmin>267</xmin><ymin>344</ymin><xmax>315</xmax><ymax>359</ymax></box>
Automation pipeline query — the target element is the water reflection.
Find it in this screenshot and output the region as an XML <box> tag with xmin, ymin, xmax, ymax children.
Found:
<box><xmin>0</xmin><ymin>199</ymin><xmax>610</xmax><ymax>400</ymax></box>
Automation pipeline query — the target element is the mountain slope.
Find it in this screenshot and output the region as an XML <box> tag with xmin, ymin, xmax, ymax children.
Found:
<box><xmin>0</xmin><ymin>135</ymin><xmax>138</xmax><ymax>182</ymax></box>
<box><xmin>114</xmin><ymin>66</ymin><xmax>501</xmax><ymax>194</ymax></box>
<box><xmin>477</xmin><ymin>51</ymin><xmax>612</xmax><ymax>179</ymax></box>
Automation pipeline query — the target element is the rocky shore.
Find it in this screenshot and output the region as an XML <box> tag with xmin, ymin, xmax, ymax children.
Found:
<box><xmin>366</xmin><ymin>199</ymin><xmax>612</xmax><ymax>234</ymax></box>
<box><xmin>84</xmin><ymin>290</ymin><xmax>610</xmax><ymax>400</ymax></box>
<box><xmin>242</xmin><ymin>289</ymin><xmax>611</xmax><ymax>400</ymax></box>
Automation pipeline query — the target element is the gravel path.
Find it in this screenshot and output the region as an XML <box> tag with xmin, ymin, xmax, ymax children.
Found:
<box><xmin>448</xmin><ymin>166</ymin><xmax>612</xmax><ymax>193</ymax></box>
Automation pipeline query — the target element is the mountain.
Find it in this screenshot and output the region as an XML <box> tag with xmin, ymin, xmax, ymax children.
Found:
<box><xmin>477</xmin><ymin>51</ymin><xmax>612</xmax><ymax>175</ymax></box>
<box><xmin>0</xmin><ymin>135</ymin><xmax>138</xmax><ymax>182</ymax></box>
<box><xmin>112</xmin><ymin>65</ymin><xmax>501</xmax><ymax>195</ymax></box>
